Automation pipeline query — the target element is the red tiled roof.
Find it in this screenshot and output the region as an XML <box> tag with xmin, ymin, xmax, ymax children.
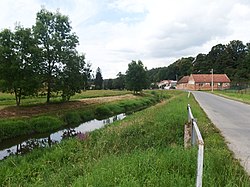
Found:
<box><xmin>177</xmin><ymin>76</ymin><xmax>189</xmax><ymax>84</ymax></box>
<box><xmin>191</xmin><ymin>74</ymin><xmax>230</xmax><ymax>83</ymax></box>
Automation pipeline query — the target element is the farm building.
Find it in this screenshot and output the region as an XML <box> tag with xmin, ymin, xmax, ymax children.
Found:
<box><xmin>177</xmin><ymin>74</ymin><xmax>231</xmax><ymax>90</ymax></box>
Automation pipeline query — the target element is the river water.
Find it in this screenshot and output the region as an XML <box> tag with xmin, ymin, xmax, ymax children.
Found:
<box><xmin>0</xmin><ymin>113</ymin><xmax>126</xmax><ymax>160</ymax></box>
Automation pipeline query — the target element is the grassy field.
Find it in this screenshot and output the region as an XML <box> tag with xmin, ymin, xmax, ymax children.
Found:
<box><xmin>0</xmin><ymin>90</ymin><xmax>131</xmax><ymax>107</ymax></box>
<box><xmin>213</xmin><ymin>89</ymin><xmax>250</xmax><ymax>104</ymax></box>
<box><xmin>0</xmin><ymin>91</ymin><xmax>249</xmax><ymax>186</ymax></box>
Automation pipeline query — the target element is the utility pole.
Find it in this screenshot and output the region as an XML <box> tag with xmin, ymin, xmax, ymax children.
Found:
<box><xmin>211</xmin><ymin>69</ymin><xmax>214</xmax><ymax>92</ymax></box>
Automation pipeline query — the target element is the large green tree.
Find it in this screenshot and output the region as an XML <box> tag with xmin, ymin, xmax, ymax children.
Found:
<box><xmin>94</xmin><ymin>67</ymin><xmax>103</xmax><ymax>90</ymax></box>
<box><xmin>125</xmin><ymin>60</ymin><xmax>149</xmax><ymax>93</ymax></box>
<box><xmin>33</xmin><ymin>8</ymin><xmax>79</xmax><ymax>103</ymax></box>
<box><xmin>0</xmin><ymin>26</ymin><xmax>40</xmax><ymax>106</ymax></box>
<box><xmin>56</xmin><ymin>53</ymin><xmax>86</xmax><ymax>101</ymax></box>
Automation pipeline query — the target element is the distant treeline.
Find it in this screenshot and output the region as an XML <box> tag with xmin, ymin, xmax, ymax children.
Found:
<box><xmin>104</xmin><ymin>40</ymin><xmax>250</xmax><ymax>90</ymax></box>
<box><xmin>147</xmin><ymin>40</ymin><xmax>250</xmax><ymax>84</ymax></box>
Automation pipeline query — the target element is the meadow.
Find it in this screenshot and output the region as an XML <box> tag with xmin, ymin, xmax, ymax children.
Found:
<box><xmin>0</xmin><ymin>91</ymin><xmax>249</xmax><ymax>186</ymax></box>
<box><xmin>0</xmin><ymin>90</ymin><xmax>131</xmax><ymax>108</ymax></box>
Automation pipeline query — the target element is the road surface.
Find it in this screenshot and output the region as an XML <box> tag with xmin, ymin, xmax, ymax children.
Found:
<box><xmin>192</xmin><ymin>91</ymin><xmax>250</xmax><ymax>175</ymax></box>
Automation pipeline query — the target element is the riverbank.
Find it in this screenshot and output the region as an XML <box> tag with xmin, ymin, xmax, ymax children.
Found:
<box><xmin>0</xmin><ymin>90</ymin><xmax>171</xmax><ymax>142</ymax></box>
<box><xmin>0</xmin><ymin>91</ymin><xmax>249</xmax><ymax>186</ymax></box>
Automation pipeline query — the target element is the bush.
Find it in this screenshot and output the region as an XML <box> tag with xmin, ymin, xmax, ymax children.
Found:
<box><xmin>95</xmin><ymin>106</ymin><xmax>112</xmax><ymax>118</ymax></box>
<box><xmin>79</xmin><ymin>110</ymin><xmax>94</xmax><ymax>122</ymax></box>
<box><xmin>63</xmin><ymin>112</ymin><xmax>81</xmax><ymax>125</ymax></box>
<box><xmin>30</xmin><ymin>116</ymin><xmax>63</xmax><ymax>133</ymax></box>
<box><xmin>0</xmin><ymin>120</ymin><xmax>31</xmax><ymax>141</ymax></box>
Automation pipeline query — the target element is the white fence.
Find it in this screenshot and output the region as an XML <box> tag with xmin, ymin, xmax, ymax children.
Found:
<box><xmin>187</xmin><ymin>104</ymin><xmax>204</xmax><ymax>187</ymax></box>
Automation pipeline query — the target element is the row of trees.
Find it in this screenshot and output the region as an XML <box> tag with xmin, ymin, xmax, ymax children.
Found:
<box><xmin>0</xmin><ymin>8</ymin><xmax>149</xmax><ymax>105</ymax></box>
<box><xmin>147</xmin><ymin>40</ymin><xmax>250</xmax><ymax>84</ymax></box>
<box><xmin>0</xmin><ymin>9</ymin><xmax>91</xmax><ymax>105</ymax></box>
<box><xmin>103</xmin><ymin>60</ymin><xmax>149</xmax><ymax>93</ymax></box>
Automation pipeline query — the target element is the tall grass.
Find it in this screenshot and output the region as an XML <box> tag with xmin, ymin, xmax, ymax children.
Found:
<box><xmin>213</xmin><ymin>90</ymin><xmax>250</xmax><ymax>104</ymax></box>
<box><xmin>0</xmin><ymin>91</ymin><xmax>168</xmax><ymax>142</ymax></box>
<box><xmin>0</xmin><ymin>91</ymin><xmax>248</xmax><ymax>186</ymax></box>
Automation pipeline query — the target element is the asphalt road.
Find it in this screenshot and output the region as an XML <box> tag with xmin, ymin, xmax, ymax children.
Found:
<box><xmin>192</xmin><ymin>91</ymin><xmax>250</xmax><ymax>175</ymax></box>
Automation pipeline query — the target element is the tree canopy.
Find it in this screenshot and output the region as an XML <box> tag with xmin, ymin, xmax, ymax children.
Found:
<box><xmin>94</xmin><ymin>67</ymin><xmax>103</xmax><ymax>90</ymax></box>
<box><xmin>0</xmin><ymin>26</ymin><xmax>40</xmax><ymax>106</ymax></box>
<box><xmin>0</xmin><ymin>8</ymin><xmax>91</xmax><ymax>105</ymax></box>
<box><xmin>33</xmin><ymin>8</ymin><xmax>79</xmax><ymax>103</ymax></box>
<box><xmin>125</xmin><ymin>60</ymin><xmax>149</xmax><ymax>93</ymax></box>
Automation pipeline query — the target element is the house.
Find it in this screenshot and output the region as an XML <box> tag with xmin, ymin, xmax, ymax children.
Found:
<box><xmin>157</xmin><ymin>80</ymin><xmax>177</xmax><ymax>89</ymax></box>
<box><xmin>176</xmin><ymin>76</ymin><xmax>189</xmax><ymax>90</ymax></box>
<box><xmin>177</xmin><ymin>74</ymin><xmax>231</xmax><ymax>90</ymax></box>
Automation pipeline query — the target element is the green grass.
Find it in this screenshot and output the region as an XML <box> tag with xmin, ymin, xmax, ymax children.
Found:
<box><xmin>71</xmin><ymin>90</ymin><xmax>131</xmax><ymax>99</ymax></box>
<box><xmin>0</xmin><ymin>91</ymin><xmax>249</xmax><ymax>186</ymax></box>
<box><xmin>0</xmin><ymin>90</ymin><xmax>131</xmax><ymax>107</ymax></box>
<box><xmin>0</xmin><ymin>90</ymin><xmax>169</xmax><ymax>142</ymax></box>
<box><xmin>213</xmin><ymin>89</ymin><xmax>250</xmax><ymax>104</ymax></box>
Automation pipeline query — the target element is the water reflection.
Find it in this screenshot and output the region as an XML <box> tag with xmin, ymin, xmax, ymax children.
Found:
<box><xmin>0</xmin><ymin>113</ymin><xmax>126</xmax><ymax>160</ymax></box>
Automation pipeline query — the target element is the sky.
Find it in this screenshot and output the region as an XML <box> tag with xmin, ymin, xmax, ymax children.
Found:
<box><xmin>0</xmin><ymin>0</ymin><xmax>250</xmax><ymax>79</ymax></box>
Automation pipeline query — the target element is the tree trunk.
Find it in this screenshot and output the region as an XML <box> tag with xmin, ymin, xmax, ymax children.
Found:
<box><xmin>14</xmin><ymin>88</ymin><xmax>21</xmax><ymax>106</ymax></box>
<box><xmin>47</xmin><ymin>78</ymin><xmax>51</xmax><ymax>103</ymax></box>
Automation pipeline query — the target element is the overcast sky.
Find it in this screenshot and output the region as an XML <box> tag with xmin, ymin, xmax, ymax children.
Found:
<box><xmin>1</xmin><ymin>0</ymin><xmax>250</xmax><ymax>78</ymax></box>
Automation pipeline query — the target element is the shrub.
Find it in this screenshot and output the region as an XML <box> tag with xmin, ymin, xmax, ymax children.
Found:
<box><xmin>63</xmin><ymin>112</ymin><xmax>81</xmax><ymax>125</ymax></box>
<box><xmin>30</xmin><ymin>116</ymin><xmax>63</xmax><ymax>133</ymax></box>
<box><xmin>0</xmin><ymin>120</ymin><xmax>30</xmax><ymax>141</ymax></box>
<box><xmin>95</xmin><ymin>106</ymin><xmax>112</xmax><ymax>118</ymax></box>
<box><xmin>79</xmin><ymin>110</ymin><xmax>94</xmax><ymax>122</ymax></box>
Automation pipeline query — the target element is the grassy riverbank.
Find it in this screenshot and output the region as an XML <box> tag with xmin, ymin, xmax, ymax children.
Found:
<box><xmin>0</xmin><ymin>91</ymin><xmax>249</xmax><ymax>186</ymax></box>
<box><xmin>212</xmin><ymin>89</ymin><xmax>250</xmax><ymax>104</ymax></box>
<box><xmin>0</xmin><ymin>90</ymin><xmax>170</xmax><ymax>142</ymax></box>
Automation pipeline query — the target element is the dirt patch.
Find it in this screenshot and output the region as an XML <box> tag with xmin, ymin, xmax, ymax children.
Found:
<box><xmin>0</xmin><ymin>94</ymin><xmax>136</xmax><ymax>118</ymax></box>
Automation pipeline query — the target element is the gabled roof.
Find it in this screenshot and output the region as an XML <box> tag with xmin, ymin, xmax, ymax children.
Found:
<box><xmin>177</xmin><ymin>76</ymin><xmax>189</xmax><ymax>84</ymax></box>
<box><xmin>191</xmin><ymin>74</ymin><xmax>230</xmax><ymax>83</ymax></box>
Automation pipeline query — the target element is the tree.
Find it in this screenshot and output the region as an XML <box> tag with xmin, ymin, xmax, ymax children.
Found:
<box><xmin>234</xmin><ymin>43</ymin><xmax>250</xmax><ymax>82</ymax></box>
<box><xmin>125</xmin><ymin>60</ymin><xmax>149</xmax><ymax>93</ymax></box>
<box><xmin>193</xmin><ymin>53</ymin><xmax>208</xmax><ymax>73</ymax></box>
<box><xmin>113</xmin><ymin>72</ymin><xmax>125</xmax><ymax>90</ymax></box>
<box><xmin>56</xmin><ymin>53</ymin><xmax>86</xmax><ymax>101</ymax></box>
<box><xmin>225</xmin><ymin>40</ymin><xmax>246</xmax><ymax>80</ymax></box>
<box><xmin>82</xmin><ymin>62</ymin><xmax>92</xmax><ymax>90</ymax></box>
<box><xmin>94</xmin><ymin>67</ymin><xmax>103</xmax><ymax>90</ymax></box>
<box><xmin>103</xmin><ymin>79</ymin><xmax>113</xmax><ymax>90</ymax></box>
<box><xmin>33</xmin><ymin>8</ymin><xmax>79</xmax><ymax>103</ymax></box>
<box><xmin>0</xmin><ymin>26</ymin><xmax>40</xmax><ymax>106</ymax></box>
<box><xmin>206</xmin><ymin>44</ymin><xmax>227</xmax><ymax>74</ymax></box>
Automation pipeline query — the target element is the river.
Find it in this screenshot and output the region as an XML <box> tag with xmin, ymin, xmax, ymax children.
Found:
<box><xmin>0</xmin><ymin>113</ymin><xmax>126</xmax><ymax>160</ymax></box>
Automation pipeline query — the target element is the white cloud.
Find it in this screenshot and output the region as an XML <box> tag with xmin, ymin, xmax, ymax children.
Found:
<box><xmin>0</xmin><ymin>0</ymin><xmax>40</xmax><ymax>29</ymax></box>
<box><xmin>1</xmin><ymin>0</ymin><xmax>250</xmax><ymax>78</ymax></box>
